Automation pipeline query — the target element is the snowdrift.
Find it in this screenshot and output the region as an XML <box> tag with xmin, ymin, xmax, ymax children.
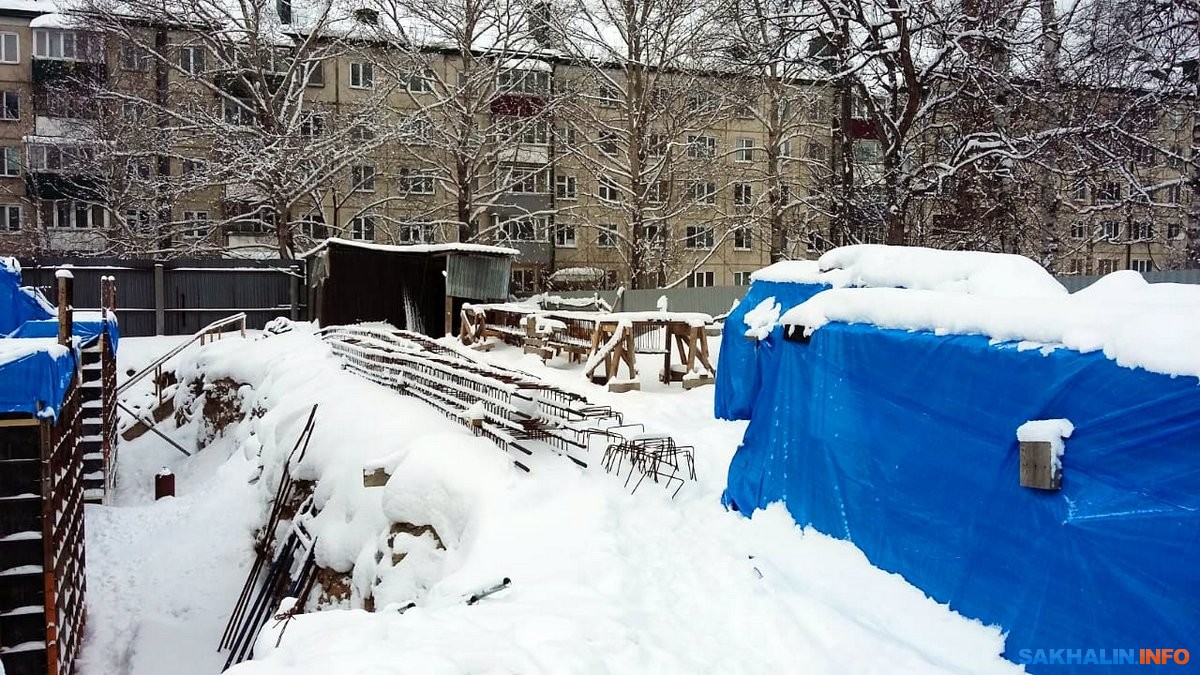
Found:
<box><xmin>719</xmin><ymin>249</ymin><xmax>1200</xmax><ymax>669</ymax></box>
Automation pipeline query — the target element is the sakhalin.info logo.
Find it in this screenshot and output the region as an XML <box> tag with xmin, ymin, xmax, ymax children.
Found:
<box><xmin>1015</xmin><ymin>648</ymin><xmax>1190</xmax><ymax>666</ymax></box>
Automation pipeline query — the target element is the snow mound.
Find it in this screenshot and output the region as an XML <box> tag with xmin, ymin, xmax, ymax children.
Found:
<box><xmin>743</xmin><ymin>296</ymin><xmax>782</xmax><ymax>340</ymax></box>
<box><xmin>381</xmin><ymin>433</ymin><xmax>512</xmax><ymax>549</ymax></box>
<box><xmin>750</xmin><ymin>259</ymin><xmax>851</xmax><ymax>286</ymax></box>
<box><xmin>818</xmin><ymin>245</ymin><xmax>1068</xmax><ymax>298</ymax></box>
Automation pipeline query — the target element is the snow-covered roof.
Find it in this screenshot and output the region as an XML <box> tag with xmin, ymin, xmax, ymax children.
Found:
<box><xmin>0</xmin><ymin>0</ymin><xmax>56</xmax><ymax>14</ymax></box>
<box><xmin>780</xmin><ymin>270</ymin><xmax>1200</xmax><ymax>379</ymax></box>
<box><xmin>301</xmin><ymin>237</ymin><xmax>519</xmax><ymax>258</ymax></box>
<box><xmin>548</xmin><ymin>266</ymin><xmax>605</xmax><ymax>280</ymax></box>
<box><xmin>750</xmin><ymin>260</ymin><xmax>850</xmax><ymax>287</ymax></box>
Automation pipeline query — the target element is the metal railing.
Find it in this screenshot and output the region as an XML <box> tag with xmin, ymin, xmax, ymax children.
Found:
<box><xmin>117</xmin><ymin>312</ymin><xmax>248</xmax><ymax>401</ymax></box>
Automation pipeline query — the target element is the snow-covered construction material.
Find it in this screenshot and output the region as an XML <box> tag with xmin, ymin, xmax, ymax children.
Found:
<box><xmin>111</xmin><ymin>323</ymin><xmax>1021</xmax><ymax>675</ymax></box>
<box><xmin>721</xmin><ymin>265</ymin><xmax>1200</xmax><ymax>666</ymax></box>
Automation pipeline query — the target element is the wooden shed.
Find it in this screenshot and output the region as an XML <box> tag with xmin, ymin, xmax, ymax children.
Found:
<box><xmin>303</xmin><ymin>238</ymin><xmax>518</xmax><ymax>336</ymax></box>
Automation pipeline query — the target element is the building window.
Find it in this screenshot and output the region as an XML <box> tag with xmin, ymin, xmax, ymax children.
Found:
<box><xmin>555</xmin><ymin>174</ymin><xmax>577</xmax><ymax>200</ymax></box>
<box><xmin>350</xmin><ymin>215</ymin><xmax>374</xmax><ymax>240</ymax></box>
<box><xmin>1132</xmin><ymin>145</ymin><xmax>1156</xmax><ymax>165</ymax></box>
<box><xmin>1</xmin><ymin>91</ymin><xmax>18</xmax><ymax>120</ymax></box>
<box><xmin>400</xmin><ymin>168</ymin><xmax>435</xmax><ymax>194</ymax></box>
<box><xmin>553</xmin><ymin>221</ymin><xmax>576</xmax><ymax>248</ymax></box>
<box><xmin>733</xmin><ymin>182</ymin><xmax>752</xmax><ymax>207</ymax></box>
<box><xmin>645</xmin><ymin>181</ymin><xmax>667</xmax><ymax>204</ymax></box>
<box><xmin>350</xmin><ymin>62</ymin><xmax>373</xmax><ymax>89</ymax></box>
<box><xmin>733</xmin><ymin>271</ymin><xmax>752</xmax><ymax>286</ymax></box>
<box><xmin>305</xmin><ymin>59</ymin><xmax>324</xmax><ymax>86</ymax></box>
<box><xmin>223</xmin><ymin>98</ymin><xmax>254</xmax><ymax>126</ymax></box>
<box><xmin>686</xmin><ymin>91</ymin><xmax>718</xmax><ymax>113</ymax></box>
<box><xmin>645</xmin><ymin>133</ymin><xmax>667</xmax><ymax>158</ymax></box>
<box><xmin>853</xmin><ymin>140</ymin><xmax>881</xmax><ymax>164</ymax></box>
<box><xmin>179</xmin><ymin>45</ymin><xmax>205</xmax><ymax>74</ymax></box>
<box><xmin>122</xmin><ymin>209</ymin><xmax>153</xmax><ymax>231</ymax></box>
<box><xmin>1168</xmin><ymin>222</ymin><xmax>1182</xmax><ymax>239</ymax></box>
<box><xmin>733</xmin><ymin>225</ymin><xmax>752</xmax><ymax>250</ymax></box>
<box><xmin>806</xmin><ymin>142</ymin><xmax>827</xmax><ymax>161</ymax></box>
<box><xmin>500</xmin><ymin>165</ymin><xmax>549</xmax><ymax>194</ymax></box>
<box><xmin>1070</xmin><ymin>223</ymin><xmax>1087</xmax><ymax>240</ymax></box>
<box><xmin>298</xmin><ymin>213</ymin><xmax>328</xmax><ymax>239</ymax></box>
<box><xmin>555</xmin><ymin>127</ymin><xmax>578</xmax><ymax>151</ymax></box>
<box><xmin>1165</xmin><ymin>184</ymin><xmax>1181</xmax><ymax>204</ymax></box>
<box><xmin>122</xmin><ymin>100</ymin><xmax>148</xmax><ymax>124</ymax></box>
<box><xmin>1129</xmin><ymin>258</ymin><xmax>1152</xmax><ymax>273</ymax></box>
<box><xmin>407</xmin><ymin>68</ymin><xmax>434</xmax><ymax>93</ymax></box>
<box><xmin>0</xmin><ymin>204</ymin><xmax>18</xmax><ymax>231</ymax></box>
<box><xmin>120</xmin><ymin>43</ymin><xmax>148</xmax><ymax>71</ymax></box>
<box><xmin>1101</xmin><ymin>221</ymin><xmax>1119</xmax><ymax>240</ymax></box>
<box><xmin>511</xmin><ymin>267</ymin><xmax>537</xmax><ymax>295</ymax></box>
<box><xmin>1129</xmin><ymin>222</ymin><xmax>1153</xmax><ymax>240</ymax></box>
<box><xmin>597</xmin><ymin>225</ymin><xmax>617</xmax><ymax>248</ymax></box>
<box><xmin>498</xmin><ymin>118</ymin><xmax>549</xmax><ymax>145</ymax></box>
<box><xmin>181</xmin><ymin>210</ymin><xmax>209</xmax><ymax>239</ymax></box>
<box><xmin>686</xmin><ymin>270</ymin><xmax>715</xmax><ymax>288</ymax></box>
<box><xmin>688</xmin><ymin>181</ymin><xmax>716</xmax><ymax>205</ymax></box>
<box><xmin>501</xmin><ymin>216</ymin><xmax>548</xmax><ymax>242</ymax></box>
<box><xmin>687</xmin><ymin>135</ymin><xmax>716</xmax><ymax>158</ymax></box>
<box><xmin>126</xmin><ymin>158</ymin><xmax>152</xmax><ymax>180</ymax></box>
<box><xmin>807</xmin><ymin>98</ymin><xmax>826</xmax><ymax>121</ymax></box>
<box><xmin>1168</xmin><ymin>145</ymin><xmax>1185</xmax><ymax>169</ymax></box>
<box><xmin>685</xmin><ymin>224</ymin><xmax>714</xmax><ymax>249</ymax></box>
<box><xmin>597</xmin><ymin>84</ymin><xmax>620</xmax><ymax>108</ymax></box>
<box><xmin>1073</xmin><ymin>183</ymin><xmax>1088</xmax><ymax>203</ymax></box>
<box><xmin>1097</xmin><ymin>181</ymin><xmax>1121</xmax><ymax>203</ymax></box>
<box><xmin>735</xmin><ymin>138</ymin><xmax>755</xmax><ymax>162</ymax></box>
<box><xmin>0</xmin><ymin>33</ymin><xmax>18</xmax><ymax>64</ymax></box>
<box><xmin>396</xmin><ymin>222</ymin><xmax>430</xmax><ymax>243</ymax></box>
<box><xmin>351</xmin><ymin>165</ymin><xmax>375</xmax><ymax>192</ymax></box>
<box><xmin>599</xmin><ymin>131</ymin><xmax>619</xmax><ymax>157</ymax></box>
<box><xmin>33</xmin><ymin>29</ymin><xmax>100</xmax><ymax>61</ymax></box>
<box><xmin>1096</xmin><ymin>259</ymin><xmax>1116</xmax><ymax>275</ymax></box>
<box><xmin>1</xmin><ymin>147</ymin><xmax>19</xmax><ymax>176</ymax></box>
<box><xmin>598</xmin><ymin>177</ymin><xmax>620</xmax><ymax>202</ymax></box>
<box><xmin>641</xmin><ymin>223</ymin><xmax>660</xmax><ymax>244</ymax></box>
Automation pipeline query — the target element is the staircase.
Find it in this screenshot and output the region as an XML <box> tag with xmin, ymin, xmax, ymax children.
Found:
<box><xmin>79</xmin><ymin>328</ymin><xmax>117</xmax><ymax>504</ymax></box>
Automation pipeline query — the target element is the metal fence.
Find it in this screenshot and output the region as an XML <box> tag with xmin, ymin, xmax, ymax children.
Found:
<box><xmin>18</xmin><ymin>258</ymin><xmax>305</xmax><ymax>337</ymax></box>
<box><xmin>1055</xmin><ymin>269</ymin><xmax>1200</xmax><ymax>292</ymax></box>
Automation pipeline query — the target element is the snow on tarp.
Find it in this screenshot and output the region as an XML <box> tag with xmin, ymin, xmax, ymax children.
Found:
<box><xmin>722</xmin><ymin>279</ymin><xmax>1200</xmax><ymax>668</ymax></box>
<box><xmin>817</xmin><ymin>244</ymin><xmax>1069</xmax><ymax>298</ymax></box>
<box><xmin>781</xmin><ymin>272</ymin><xmax>1200</xmax><ymax>379</ymax></box>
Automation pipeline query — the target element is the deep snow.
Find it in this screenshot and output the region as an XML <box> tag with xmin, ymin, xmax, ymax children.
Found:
<box><xmin>76</xmin><ymin>330</ymin><xmax>1023</xmax><ymax>675</ymax></box>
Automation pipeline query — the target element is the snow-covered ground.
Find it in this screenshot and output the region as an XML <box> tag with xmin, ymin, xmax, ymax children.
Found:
<box><xmin>77</xmin><ymin>329</ymin><xmax>1023</xmax><ymax>675</ymax></box>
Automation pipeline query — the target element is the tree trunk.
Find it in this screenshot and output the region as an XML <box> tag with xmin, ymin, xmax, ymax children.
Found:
<box><xmin>1188</xmin><ymin>13</ymin><xmax>1200</xmax><ymax>267</ymax></box>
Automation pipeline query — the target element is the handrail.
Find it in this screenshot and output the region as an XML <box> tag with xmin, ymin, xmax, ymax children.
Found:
<box><xmin>116</xmin><ymin>312</ymin><xmax>247</xmax><ymax>397</ymax></box>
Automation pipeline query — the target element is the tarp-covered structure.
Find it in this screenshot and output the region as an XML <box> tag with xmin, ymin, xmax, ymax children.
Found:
<box><xmin>303</xmin><ymin>238</ymin><xmax>518</xmax><ymax>336</ymax></box>
<box><xmin>719</xmin><ymin>246</ymin><xmax>1200</xmax><ymax>669</ymax></box>
<box><xmin>0</xmin><ymin>258</ymin><xmax>119</xmax><ymax>417</ymax></box>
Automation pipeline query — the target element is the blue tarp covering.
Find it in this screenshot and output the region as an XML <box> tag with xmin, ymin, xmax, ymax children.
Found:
<box><xmin>714</xmin><ymin>280</ymin><xmax>829</xmax><ymax>420</ymax></box>
<box><xmin>0</xmin><ymin>261</ymin><xmax>54</xmax><ymax>334</ymax></box>
<box><xmin>9</xmin><ymin>318</ymin><xmax>120</xmax><ymax>354</ymax></box>
<box><xmin>722</xmin><ymin>305</ymin><xmax>1200</xmax><ymax>668</ymax></box>
<box><xmin>0</xmin><ymin>339</ymin><xmax>77</xmax><ymax>416</ymax></box>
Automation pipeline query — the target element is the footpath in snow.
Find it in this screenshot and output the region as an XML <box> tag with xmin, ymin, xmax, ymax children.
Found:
<box><xmin>77</xmin><ymin>326</ymin><xmax>1023</xmax><ymax>674</ymax></box>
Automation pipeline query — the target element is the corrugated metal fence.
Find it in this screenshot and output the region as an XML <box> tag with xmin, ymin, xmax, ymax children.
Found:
<box><xmin>18</xmin><ymin>258</ymin><xmax>304</xmax><ymax>337</ymax></box>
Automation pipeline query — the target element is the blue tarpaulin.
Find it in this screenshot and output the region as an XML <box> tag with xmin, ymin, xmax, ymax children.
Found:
<box><xmin>714</xmin><ymin>280</ymin><xmax>829</xmax><ymax>420</ymax></box>
<box><xmin>0</xmin><ymin>260</ymin><xmax>54</xmax><ymax>335</ymax></box>
<box><xmin>10</xmin><ymin>318</ymin><xmax>120</xmax><ymax>354</ymax></box>
<box><xmin>721</xmin><ymin>285</ymin><xmax>1200</xmax><ymax>669</ymax></box>
<box><xmin>0</xmin><ymin>339</ymin><xmax>77</xmax><ymax>416</ymax></box>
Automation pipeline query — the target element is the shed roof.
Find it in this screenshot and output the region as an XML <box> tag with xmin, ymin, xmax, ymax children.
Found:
<box><xmin>300</xmin><ymin>237</ymin><xmax>519</xmax><ymax>259</ymax></box>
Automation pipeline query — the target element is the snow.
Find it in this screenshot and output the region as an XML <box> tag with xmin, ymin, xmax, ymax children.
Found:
<box><xmin>1016</xmin><ymin>419</ymin><xmax>1073</xmax><ymax>474</ymax></box>
<box><xmin>751</xmin><ymin>259</ymin><xmax>850</xmax><ymax>286</ymax></box>
<box><xmin>0</xmin><ymin>337</ymin><xmax>70</xmax><ymax>365</ymax></box>
<box><xmin>1</xmin><ymin>256</ymin><xmax>19</xmax><ymax>274</ymax></box>
<box><xmin>79</xmin><ymin>328</ymin><xmax>1022</xmax><ymax>675</ymax></box>
<box><xmin>743</xmin><ymin>296</ymin><xmax>782</xmax><ymax>340</ymax></box>
<box><xmin>300</xmin><ymin>237</ymin><xmax>519</xmax><ymax>258</ymax></box>
<box><xmin>817</xmin><ymin>245</ymin><xmax>1068</xmax><ymax>298</ymax></box>
<box><xmin>54</xmin><ymin>268</ymin><xmax>74</xmax><ymax>279</ymax></box>
<box><xmin>779</xmin><ymin>270</ymin><xmax>1200</xmax><ymax>378</ymax></box>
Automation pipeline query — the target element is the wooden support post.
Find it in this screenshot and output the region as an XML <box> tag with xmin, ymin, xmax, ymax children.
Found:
<box><xmin>153</xmin><ymin>263</ymin><xmax>165</xmax><ymax>336</ymax></box>
<box><xmin>56</xmin><ymin>269</ymin><xmax>73</xmax><ymax>346</ymax></box>
<box><xmin>444</xmin><ymin>295</ymin><xmax>454</xmax><ymax>337</ymax></box>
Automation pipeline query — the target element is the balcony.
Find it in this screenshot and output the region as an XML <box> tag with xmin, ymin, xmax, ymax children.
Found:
<box><xmin>24</xmin><ymin>172</ymin><xmax>104</xmax><ymax>201</ymax></box>
<box><xmin>32</xmin><ymin>59</ymin><xmax>107</xmax><ymax>87</ymax></box>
